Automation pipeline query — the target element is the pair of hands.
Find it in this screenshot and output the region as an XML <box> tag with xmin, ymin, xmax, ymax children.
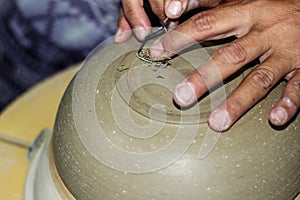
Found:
<box><xmin>115</xmin><ymin>0</ymin><xmax>300</xmax><ymax>132</ymax></box>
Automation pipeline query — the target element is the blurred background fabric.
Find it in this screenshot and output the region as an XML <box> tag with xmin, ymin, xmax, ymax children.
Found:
<box><xmin>0</xmin><ymin>0</ymin><xmax>121</xmax><ymax>111</ymax></box>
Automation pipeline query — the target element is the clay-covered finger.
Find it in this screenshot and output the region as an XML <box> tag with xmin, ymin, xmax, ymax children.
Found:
<box><xmin>173</xmin><ymin>31</ymin><xmax>270</xmax><ymax>108</ymax></box>
<box><xmin>150</xmin><ymin>4</ymin><xmax>255</xmax><ymax>58</ymax></box>
<box><xmin>269</xmin><ymin>70</ymin><xmax>300</xmax><ymax>126</ymax></box>
<box><xmin>122</xmin><ymin>0</ymin><xmax>152</xmax><ymax>41</ymax></box>
<box><xmin>208</xmin><ymin>57</ymin><xmax>292</xmax><ymax>132</ymax></box>
<box><xmin>115</xmin><ymin>9</ymin><xmax>133</xmax><ymax>43</ymax></box>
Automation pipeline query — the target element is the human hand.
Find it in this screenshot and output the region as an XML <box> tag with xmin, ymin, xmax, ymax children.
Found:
<box><xmin>114</xmin><ymin>0</ymin><xmax>223</xmax><ymax>43</ymax></box>
<box><xmin>150</xmin><ymin>0</ymin><xmax>300</xmax><ymax>131</ymax></box>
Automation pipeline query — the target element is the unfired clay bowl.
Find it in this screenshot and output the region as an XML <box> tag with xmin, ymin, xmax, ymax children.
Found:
<box><xmin>32</xmin><ymin>37</ymin><xmax>300</xmax><ymax>199</ymax></box>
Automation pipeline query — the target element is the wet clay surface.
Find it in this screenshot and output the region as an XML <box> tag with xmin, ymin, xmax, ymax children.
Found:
<box><xmin>52</xmin><ymin>38</ymin><xmax>300</xmax><ymax>200</ymax></box>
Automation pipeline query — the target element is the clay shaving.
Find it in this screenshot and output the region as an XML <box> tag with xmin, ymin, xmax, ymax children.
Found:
<box><xmin>138</xmin><ymin>48</ymin><xmax>170</xmax><ymax>66</ymax></box>
<box><xmin>117</xmin><ymin>64</ymin><xmax>129</xmax><ymax>72</ymax></box>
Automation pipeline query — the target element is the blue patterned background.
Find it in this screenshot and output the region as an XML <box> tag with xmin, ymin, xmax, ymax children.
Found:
<box><xmin>0</xmin><ymin>0</ymin><xmax>120</xmax><ymax>110</ymax></box>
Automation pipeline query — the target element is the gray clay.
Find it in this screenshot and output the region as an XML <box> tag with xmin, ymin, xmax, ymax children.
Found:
<box><xmin>52</xmin><ymin>38</ymin><xmax>300</xmax><ymax>200</ymax></box>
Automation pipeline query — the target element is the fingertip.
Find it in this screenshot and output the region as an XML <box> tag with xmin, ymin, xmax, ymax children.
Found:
<box><xmin>115</xmin><ymin>11</ymin><xmax>133</xmax><ymax>43</ymax></box>
<box><xmin>166</xmin><ymin>0</ymin><xmax>183</xmax><ymax>18</ymax></box>
<box><xmin>269</xmin><ymin>96</ymin><xmax>296</xmax><ymax>126</ymax></box>
<box><xmin>269</xmin><ymin>107</ymin><xmax>288</xmax><ymax>126</ymax></box>
<box><xmin>114</xmin><ymin>28</ymin><xmax>132</xmax><ymax>43</ymax></box>
<box><xmin>133</xmin><ymin>27</ymin><xmax>151</xmax><ymax>41</ymax></box>
<box><xmin>208</xmin><ymin>108</ymin><xmax>233</xmax><ymax>132</ymax></box>
<box><xmin>173</xmin><ymin>80</ymin><xmax>197</xmax><ymax>107</ymax></box>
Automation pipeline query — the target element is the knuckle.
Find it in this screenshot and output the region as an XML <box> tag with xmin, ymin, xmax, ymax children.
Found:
<box><xmin>217</xmin><ymin>42</ymin><xmax>248</xmax><ymax>65</ymax></box>
<box><xmin>191</xmin><ymin>12</ymin><xmax>215</xmax><ymax>32</ymax></box>
<box><xmin>249</xmin><ymin>68</ymin><xmax>276</xmax><ymax>91</ymax></box>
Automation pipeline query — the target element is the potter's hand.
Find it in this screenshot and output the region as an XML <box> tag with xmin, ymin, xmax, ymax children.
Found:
<box><xmin>114</xmin><ymin>0</ymin><xmax>165</xmax><ymax>43</ymax></box>
<box><xmin>114</xmin><ymin>0</ymin><xmax>223</xmax><ymax>43</ymax></box>
<box><xmin>150</xmin><ymin>0</ymin><xmax>300</xmax><ymax>131</ymax></box>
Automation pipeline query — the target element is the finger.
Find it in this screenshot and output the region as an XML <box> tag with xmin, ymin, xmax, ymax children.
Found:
<box><xmin>150</xmin><ymin>4</ymin><xmax>254</xmax><ymax>58</ymax></box>
<box><xmin>165</xmin><ymin>0</ymin><xmax>188</xmax><ymax>19</ymax></box>
<box><xmin>148</xmin><ymin>0</ymin><xmax>167</xmax><ymax>22</ymax></box>
<box><xmin>173</xmin><ymin>30</ymin><xmax>271</xmax><ymax>107</ymax></box>
<box><xmin>269</xmin><ymin>70</ymin><xmax>300</xmax><ymax>126</ymax></box>
<box><xmin>208</xmin><ymin>56</ymin><xmax>292</xmax><ymax>132</ymax></box>
<box><xmin>164</xmin><ymin>0</ymin><xmax>224</xmax><ymax>21</ymax></box>
<box><xmin>122</xmin><ymin>0</ymin><xmax>152</xmax><ymax>41</ymax></box>
<box><xmin>115</xmin><ymin>9</ymin><xmax>133</xmax><ymax>43</ymax></box>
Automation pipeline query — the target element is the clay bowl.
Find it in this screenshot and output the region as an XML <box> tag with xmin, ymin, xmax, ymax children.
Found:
<box><xmin>38</xmin><ymin>37</ymin><xmax>300</xmax><ymax>199</ymax></box>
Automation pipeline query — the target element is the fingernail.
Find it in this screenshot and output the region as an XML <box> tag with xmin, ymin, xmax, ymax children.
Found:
<box><xmin>114</xmin><ymin>28</ymin><xmax>125</xmax><ymax>43</ymax></box>
<box><xmin>150</xmin><ymin>40</ymin><xmax>164</xmax><ymax>57</ymax></box>
<box><xmin>208</xmin><ymin>109</ymin><xmax>232</xmax><ymax>132</ymax></box>
<box><xmin>134</xmin><ymin>27</ymin><xmax>148</xmax><ymax>41</ymax></box>
<box><xmin>168</xmin><ymin>1</ymin><xmax>183</xmax><ymax>17</ymax></box>
<box><xmin>174</xmin><ymin>81</ymin><xmax>196</xmax><ymax>106</ymax></box>
<box><xmin>270</xmin><ymin>107</ymin><xmax>288</xmax><ymax>125</ymax></box>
